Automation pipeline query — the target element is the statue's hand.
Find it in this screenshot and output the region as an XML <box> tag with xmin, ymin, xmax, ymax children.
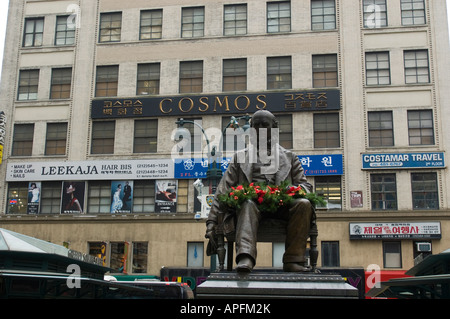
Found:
<box><xmin>205</xmin><ymin>223</ymin><xmax>217</xmax><ymax>250</ymax></box>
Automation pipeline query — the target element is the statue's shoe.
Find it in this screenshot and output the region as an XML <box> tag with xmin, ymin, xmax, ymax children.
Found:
<box><xmin>236</xmin><ymin>256</ymin><xmax>254</xmax><ymax>273</ymax></box>
<box><xmin>283</xmin><ymin>263</ymin><xmax>310</xmax><ymax>272</ymax></box>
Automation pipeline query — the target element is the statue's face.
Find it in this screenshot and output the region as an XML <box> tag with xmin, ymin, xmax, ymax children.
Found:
<box><xmin>251</xmin><ymin>112</ymin><xmax>274</xmax><ymax>147</ymax></box>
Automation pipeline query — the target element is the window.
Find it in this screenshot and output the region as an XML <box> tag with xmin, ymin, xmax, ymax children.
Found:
<box><xmin>55</xmin><ymin>15</ymin><xmax>75</xmax><ymax>45</ymax></box>
<box><xmin>404</xmin><ymin>50</ymin><xmax>430</xmax><ymax>84</ymax></box>
<box><xmin>315</xmin><ymin>176</ymin><xmax>341</xmax><ymax>210</ymax></box>
<box><xmin>411</xmin><ymin>172</ymin><xmax>438</xmax><ymax>209</ymax></box>
<box><xmin>177</xmin><ymin>118</ymin><xmax>203</xmax><ymax>153</ymax></box>
<box><xmin>91</xmin><ymin>121</ymin><xmax>115</xmax><ymax>154</ymax></box>
<box><xmin>267</xmin><ymin>1</ymin><xmax>291</xmax><ymax>33</ymax></box>
<box><xmin>401</xmin><ymin>0</ymin><xmax>426</xmax><ymax>25</ymax></box>
<box><xmin>366</xmin><ymin>52</ymin><xmax>390</xmax><ymax>85</ymax></box>
<box><xmin>45</xmin><ymin>123</ymin><xmax>68</xmax><ymax>155</ymax></box>
<box><xmin>368</xmin><ymin>111</ymin><xmax>394</xmax><ymax>147</ymax></box>
<box><xmin>321</xmin><ymin>241</ymin><xmax>340</xmax><ymax>267</ymax></box>
<box><xmin>50</xmin><ymin>68</ymin><xmax>72</xmax><ymax>99</ymax></box>
<box><xmin>137</xmin><ymin>63</ymin><xmax>160</xmax><ymax>95</ymax></box>
<box><xmin>223</xmin><ymin>59</ymin><xmax>247</xmax><ymax>92</ymax></box>
<box><xmin>383</xmin><ymin>242</ymin><xmax>402</xmax><ymax>268</ymax></box>
<box><xmin>177</xmin><ymin>180</ymin><xmax>189</xmax><ymax>213</ymax></box>
<box><xmin>40</xmin><ymin>182</ymin><xmax>62</xmax><ymax>214</ymax></box>
<box><xmin>87</xmin><ymin>181</ymin><xmax>111</xmax><ymax>214</ymax></box>
<box><xmin>311</xmin><ymin>0</ymin><xmax>336</xmax><ymax>31</ymax></box>
<box><xmin>277</xmin><ymin>114</ymin><xmax>293</xmax><ymax>149</ymax></box>
<box><xmin>408</xmin><ymin>110</ymin><xmax>434</xmax><ymax>145</ymax></box>
<box><xmin>134</xmin><ymin>119</ymin><xmax>158</xmax><ymax>153</ymax></box>
<box><xmin>18</xmin><ymin>70</ymin><xmax>39</xmax><ymax>100</ymax></box>
<box><xmin>12</xmin><ymin>124</ymin><xmax>34</xmax><ymax>156</ymax></box>
<box><xmin>95</xmin><ymin>66</ymin><xmax>119</xmax><ymax>97</ymax></box>
<box><xmin>267</xmin><ymin>56</ymin><xmax>292</xmax><ymax>90</ymax></box>
<box><xmin>187</xmin><ymin>242</ymin><xmax>204</xmax><ymax>267</ymax></box>
<box><xmin>88</xmin><ymin>242</ymin><xmax>107</xmax><ymax>266</ymax></box>
<box><xmin>179</xmin><ymin>61</ymin><xmax>203</xmax><ymax>93</ymax></box>
<box><xmin>23</xmin><ymin>18</ymin><xmax>44</xmax><ymax>47</ymax></box>
<box><xmin>140</xmin><ymin>9</ymin><xmax>163</xmax><ymax>40</ymax></box>
<box><xmin>181</xmin><ymin>7</ymin><xmax>204</xmax><ymax>38</ymax></box>
<box><xmin>132</xmin><ymin>242</ymin><xmax>148</xmax><ymax>273</ymax></box>
<box><xmin>99</xmin><ymin>12</ymin><xmax>122</xmax><ymax>43</ymax></box>
<box><xmin>7</xmin><ymin>182</ymin><xmax>28</xmax><ymax>214</ymax></box>
<box><xmin>371</xmin><ymin>174</ymin><xmax>397</xmax><ymax>210</ymax></box>
<box><xmin>224</xmin><ymin>4</ymin><xmax>247</xmax><ymax>36</ymax></box>
<box><xmin>363</xmin><ymin>0</ymin><xmax>387</xmax><ymax>28</ymax></box>
<box><xmin>133</xmin><ymin>180</ymin><xmax>155</xmax><ymax>213</ymax></box>
<box><xmin>312</xmin><ymin>54</ymin><xmax>338</xmax><ymax>88</ymax></box>
<box><xmin>313</xmin><ymin>113</ymin><xmax>340</xmax><ymax>148</ymax></box>
<box><xmin>110</xmin><ymin>242</ymin><xmax>127</xmax><ymax>272</ymax></box>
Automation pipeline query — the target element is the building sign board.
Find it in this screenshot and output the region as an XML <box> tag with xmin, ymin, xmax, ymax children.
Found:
<box><xmin>174</xmin><ymin>154</ymin><xmax>343</xmax><ymax>179</ymax></box>
<box><xmin>349</xmin><ymin>222</ymin><xmax>441</xmax><ymax>240</ymax></box>
<box><xmin>7</xmin><ymin>154</ymin><xmax>342</xmax><ymax>182</ymax></box>
<box><xmin>91</xmin><ymin>90</ymin><xmax>341</xmax><ymax>119</ymax></box>
<box><xmin>362</xmin><ymin>152</ymin><xmax>445</xmax><ymax>169</ymax></box>
<box><xmin>6</xmin><ymin>159</ymin><xmax>174</xmax><ymax>181</ymax></box>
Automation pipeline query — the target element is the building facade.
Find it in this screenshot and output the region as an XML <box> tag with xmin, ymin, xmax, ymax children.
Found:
<box><xmin>0</xmin><ymin>0</ymin><xmax>449</xmax><ymax>279</ymax></box>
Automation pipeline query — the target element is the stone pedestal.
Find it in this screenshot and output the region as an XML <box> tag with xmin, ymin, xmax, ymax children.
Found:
<box><xmin>196</xmin><ymin>271</ymin><xmax>359</xmax><ymax>299</ymax></box>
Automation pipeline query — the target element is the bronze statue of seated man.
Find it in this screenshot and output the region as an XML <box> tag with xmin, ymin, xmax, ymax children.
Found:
<box><xmin>206</xmin><ymin>110</ymin><xmax>314</xmax><ymax>273</ymax></box>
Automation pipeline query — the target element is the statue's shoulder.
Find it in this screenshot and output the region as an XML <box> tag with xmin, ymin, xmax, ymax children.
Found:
<box><xmin>279</xmin><ymin>146</ymin><xmax>298</xmax><ymax>160</ymax></box>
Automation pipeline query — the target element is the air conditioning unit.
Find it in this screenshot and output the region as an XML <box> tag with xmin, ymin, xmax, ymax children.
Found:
<box><xmin>416</xmin><ymin>242</ymin><xmax>432</xmax><ymax>252</ymax></box>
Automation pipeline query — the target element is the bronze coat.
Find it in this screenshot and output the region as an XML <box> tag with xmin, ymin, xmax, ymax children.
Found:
<box><xmin>207</xmin><ymin>145</ymin><xmax>313</xmax><ymax>237</ymax></box>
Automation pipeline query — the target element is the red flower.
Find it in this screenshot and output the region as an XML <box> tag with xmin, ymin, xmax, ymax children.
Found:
<box><xmin>257</xmin><ymin>197</ymin><xmax>264</xmax><ymax>204</ymax></box>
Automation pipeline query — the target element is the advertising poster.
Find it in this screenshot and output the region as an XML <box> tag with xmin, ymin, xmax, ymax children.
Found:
<box><xmin>61</xmin><ymin>181</ymin><xmax>85</xmax><ymax>214</ymax></box>
<box><xmin>110</xmin><ymin>181</ymin><xmax>133</xmax><ymax>213</ymax></box>
<box><xmin>27</xmin><ymin>182</ymin><xmax>41</xmax><ymax>214</ymax></box>
<box><xmin>155</xmin><ymin>180</ymin><xmax>177</xmax><ymax>213</ymax></box>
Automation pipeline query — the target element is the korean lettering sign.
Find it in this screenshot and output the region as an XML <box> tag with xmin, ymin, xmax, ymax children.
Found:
<box><xmin>349</xmin><ymin>222</ymin><xmax>441</xmax><ymax>239</ymax></box>
<box><xmin>362</xmin><ymin>152</ymin><xmax>445</xmax><ymax>169</ymax></box>
<box><xmin>174</xmin><ymin>154</ymin><xmax>343</xmax><ymax>179</ymax></box>
<box><xmin>91</xmin><ymin>90</ymin><xmax>341</xmax><ymax>119</ymax></box>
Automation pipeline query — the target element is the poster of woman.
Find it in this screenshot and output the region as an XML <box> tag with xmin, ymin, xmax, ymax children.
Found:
<box><xmin>61</xmin><ymin>182</ymin><xmax>85</xmax><ymax>214</ymax></box>
<box><xmin>27</xmin><ymin>182</ymin><xmax>41</xmax><ymax>214</ymax></box>
<box><xmin>110</xmin><ymin>181</ymin><xmax>133</xmax><ymax>213</ymax></box>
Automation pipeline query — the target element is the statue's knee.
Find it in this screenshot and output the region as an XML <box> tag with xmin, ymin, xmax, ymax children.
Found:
<box><xmin>295</xmin><ymin>198</ymin><xmax>312</xmax><ymax>209</ymax></box>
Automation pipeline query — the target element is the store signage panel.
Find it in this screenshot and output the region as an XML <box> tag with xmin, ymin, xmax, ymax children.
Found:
<box><xmin>362</xmin><ymin>152</ymin><xmax>445</xmax><ymax>169</ymax></box>
<box><xmin>174</xmin><ymin>154</ymin><xmax>343</xmax><ymax>179</ymax></box>
<box><xmin>91</xmin><ymin>90</ymin><xmax>341</xmax><ymax>119</ymax></box>
<box><xmin>6</xmin><ymin>159</ymin><xmax>174</xmax><ymax>181</ymax></box>
<box><xmin>349</xmin><ymin>222</ymin><xmax>441</xmax><ymax>240</ymax></box>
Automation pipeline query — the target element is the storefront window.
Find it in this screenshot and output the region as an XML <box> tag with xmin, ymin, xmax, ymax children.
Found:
<box><xmin>6</xmin><ymin>182</ymin><xmax>28</xmax><ymax>214</ymax></box>
<box><xmin>187</xmin><ymin>242</ymin><xmax>204</xmax><ymax>267</ymax></box>
<box><xmin>110</xmin><ymin>242</ymin><xmax>127</xmax><ymax>273</ymax></box>
<box><xmin>132</xmin><ymin>242</ymin><xmax>148</xmax><ymax>273</ymax></box>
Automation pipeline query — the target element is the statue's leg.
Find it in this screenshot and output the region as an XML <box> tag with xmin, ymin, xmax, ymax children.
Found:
<box><xmin>281</xmin><ymin>198</ymin><xmax>313</xmax><ymax>269</ymax></box>
<box><xmin>235</xmin><ymin>200</ymin><xmax>261</xmax><ymax>271</ymax></box>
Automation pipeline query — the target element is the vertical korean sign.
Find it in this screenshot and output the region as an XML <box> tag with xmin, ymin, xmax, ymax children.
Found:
<box><xmin>155</xmin><ymin>180</ymin><xmax>178</xmax><ymax>213</ymax></box>
<box><xmin>0</xmin><ymin>112</ymin><xmax>6</xmax><ymax>164</ymax></box>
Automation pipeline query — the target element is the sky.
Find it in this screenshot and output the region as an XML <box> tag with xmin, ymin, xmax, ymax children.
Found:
<box><xmin>0</xmin><ymin>0</ymin><xmax>449</xmax><ymax>79</ymax></box>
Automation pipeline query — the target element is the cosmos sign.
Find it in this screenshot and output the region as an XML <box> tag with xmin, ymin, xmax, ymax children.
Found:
<box><xmin>91</xmin><ymin>90</ymin><xmax>341</xmax><ymax>119</ymax></box>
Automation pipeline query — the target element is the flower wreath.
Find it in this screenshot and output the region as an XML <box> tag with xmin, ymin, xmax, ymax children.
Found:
<box><xmin>218</xmin><ymin>180</ymin><xmax>326</xmax><ymax>214</ymax></box>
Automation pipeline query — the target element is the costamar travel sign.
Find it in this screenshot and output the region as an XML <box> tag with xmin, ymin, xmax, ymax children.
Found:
<box><xmin>362</xmin><ymin>152</ymin><xmax>445</xmax><ymax>169</ymax></box>
<box><xmin>91</xmin><ymin>90</ymin><xmax>341</xmax><ymax>119</ymax></box>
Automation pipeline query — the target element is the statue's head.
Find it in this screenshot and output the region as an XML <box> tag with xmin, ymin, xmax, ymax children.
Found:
<box><xmin>250</xmin><ymin>110</ymin><xmax>278</xmax><ymax>130</ymax></box>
